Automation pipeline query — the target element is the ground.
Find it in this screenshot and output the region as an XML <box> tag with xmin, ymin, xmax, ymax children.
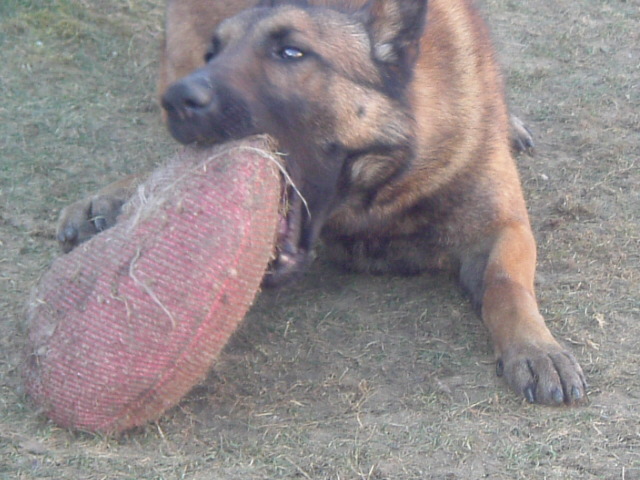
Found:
<box><xmin>0</xmin><ymin>0</ymin><xmax>638</xmax><ymax>478</ymax></box>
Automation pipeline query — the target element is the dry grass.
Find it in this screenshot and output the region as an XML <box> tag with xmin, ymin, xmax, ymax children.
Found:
<box><xmin>1</xmin><ymin>0</ymin><xmax>639</xmax><ymax>478</ymax></box>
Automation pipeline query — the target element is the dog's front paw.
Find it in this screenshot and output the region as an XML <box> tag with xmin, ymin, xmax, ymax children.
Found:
<box><xmin>56</xmin><ymin>195</ymin><xmax>125</xmax><ymax>253</ymax></box>
<box><xmin>497</xmin><ymin>342</ymin><xmax>588</xmax><ymax>405</ymax></box>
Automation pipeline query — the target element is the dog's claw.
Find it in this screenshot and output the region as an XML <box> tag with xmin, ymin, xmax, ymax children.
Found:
<box><xmin>58</xmin><ymin>226</ymin><xmax>78</xmax><ymax>244</ymax></box>
<box><xmin>551</xmin><ymin>387</ymin><xmax>564</xmax><ymax>404</ymax></box>
<box><xmin>524</xmin><ymin>385</ymin><xmax>535</xmax><ymax>404</ymax></box>
<box><xmin>93</xmin><ymin>216</ymin><xmax>108</xmax><ymax>232</ymax></box>
<box><xmin>571</xmin><ymin>386</ymin><xmax>584</xmax><ymax>402</ymax></box>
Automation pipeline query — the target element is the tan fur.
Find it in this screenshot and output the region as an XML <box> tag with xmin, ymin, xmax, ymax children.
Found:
<box><xmin>59</xmin><ymin>0</ymin><xmax>584</xmax><ymax>405</ymax></box>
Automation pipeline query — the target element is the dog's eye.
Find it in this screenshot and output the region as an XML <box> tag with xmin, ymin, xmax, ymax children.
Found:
<box><xmin>278</xmin><ymin>46</ymin><xmax>305</xmax><ymax>61</ymax></box>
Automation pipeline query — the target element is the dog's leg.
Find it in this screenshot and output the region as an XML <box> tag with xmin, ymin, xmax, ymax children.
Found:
<box><xmin>462</xmin><ymin>221</ymin><xmax>587</xmax><ymax>405</ymax></box>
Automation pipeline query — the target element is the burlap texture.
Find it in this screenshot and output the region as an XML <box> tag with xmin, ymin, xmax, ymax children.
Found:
<box><xmin>24</xmin><ymin>136</ymin><xmax>281</xmax><ymax>433</ymax></box>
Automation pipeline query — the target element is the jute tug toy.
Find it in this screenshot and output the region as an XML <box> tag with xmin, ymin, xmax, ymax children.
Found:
<box><xmin>24</xmin><ymin>136</ymin><xmax>282</xmax><ymax>434</ymax></box>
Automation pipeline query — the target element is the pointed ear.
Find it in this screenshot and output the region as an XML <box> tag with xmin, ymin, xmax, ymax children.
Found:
<box><xmin>361</xmin><ymin>0</ymin><xmax>428</xmax><ymax>88</ymax></box>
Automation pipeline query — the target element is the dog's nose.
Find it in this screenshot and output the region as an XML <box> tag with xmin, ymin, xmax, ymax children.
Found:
<box><xmin>161</xmin><ymin>76</ymin><xmax>214</xmax><ymax>114</ymax></box>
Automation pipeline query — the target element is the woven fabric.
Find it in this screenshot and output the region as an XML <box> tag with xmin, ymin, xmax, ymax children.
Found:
<box><xmin>25</xmin><ymin>136</ymin><xmax>281</xmax><ymax>433</ymax></box>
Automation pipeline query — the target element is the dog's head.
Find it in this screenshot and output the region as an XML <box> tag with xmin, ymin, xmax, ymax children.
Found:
<box><xmin>162</xmin><ymin>0</ymin><xmax>428</xmax><ymax>285</ymax></box>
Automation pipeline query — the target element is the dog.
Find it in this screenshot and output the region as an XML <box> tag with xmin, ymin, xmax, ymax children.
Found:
<box><xmin>57</xmin><ymin>0</ymin><xmax>586</xmax><ymax>405</ymax></box>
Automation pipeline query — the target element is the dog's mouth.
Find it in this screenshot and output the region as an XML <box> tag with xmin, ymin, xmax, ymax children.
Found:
<box><xmin>262</xmin><ymin>183</ymin><xmax>315</xmax><ymax>288</ymax></box>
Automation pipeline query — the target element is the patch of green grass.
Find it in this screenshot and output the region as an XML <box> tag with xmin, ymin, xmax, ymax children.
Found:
<box><xmin>0</xmin><ymin>0</ymin><xmax>171</xmax><ymax>226</ymax></box>
<box><xmin>0</xmin><ymin>0</ymin><xmax>54</xmax><ymax>18</ymax></box>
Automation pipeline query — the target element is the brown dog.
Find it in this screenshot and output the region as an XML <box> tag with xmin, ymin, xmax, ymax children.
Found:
<box><xmin>58</xmin><ymin>0</ymin><xmax>586</xmax><ymax>405</ymax></box>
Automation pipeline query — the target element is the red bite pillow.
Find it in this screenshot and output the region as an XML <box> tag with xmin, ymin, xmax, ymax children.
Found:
<box><xmin>24</xmin><ymin>136</ymin><xmax>281</xmax><ymax>433</ymax></box>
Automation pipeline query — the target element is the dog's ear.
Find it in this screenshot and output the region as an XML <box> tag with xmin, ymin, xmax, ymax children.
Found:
<box><xmin>360</xmin><ymin>0</ymin><xmax>428</xmax><ymax>90</ymax></box>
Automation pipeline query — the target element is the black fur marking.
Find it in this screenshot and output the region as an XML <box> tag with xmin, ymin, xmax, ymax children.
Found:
<box><xmin>361</xmin><ymin>0</ymin><xmax>429</xmax><ymax>95</ymax></box>
<box><xmin>162</xmin><ymin>74</ymin><xmax>255</xmax><ymax>144</ymax></box>
<box><xmin>459</xmin><ymin>251</ymin><xmax>489</xmax><ymax>314</ymax></box>
<box><xmin>204</xmin><ymin>36</ymin><xmax>222</xmax><ymax>63</ymax></box>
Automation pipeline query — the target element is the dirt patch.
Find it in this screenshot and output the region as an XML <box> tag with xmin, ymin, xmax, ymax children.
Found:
<box><xmin>1</xmin><ymin>0</ymin><xmax>638</xmax><ymax>478</ymax></box>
